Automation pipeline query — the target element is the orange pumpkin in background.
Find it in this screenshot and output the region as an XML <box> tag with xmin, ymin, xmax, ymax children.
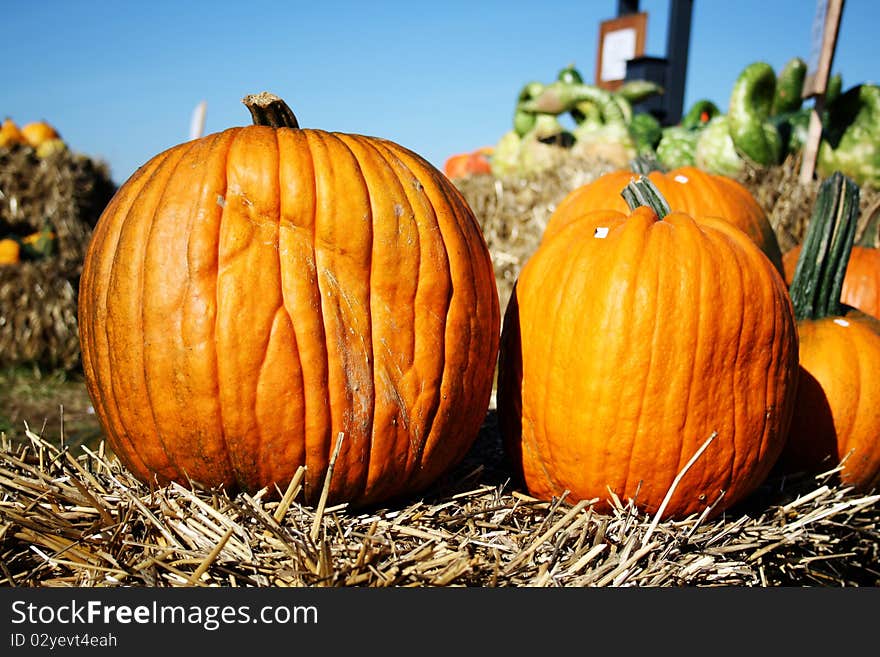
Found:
<box><xmin>20</xmin><ymin>120</ymin><xmax>61</xmax><ymax>147</ymax></box>
<box><xmin>776</xmin><ymin>173</ymin><xmax>880</xmax><ymax>491</ymax></box>
<box><xmin>0</xmin><ymin>238</ymin><xmax>21</xmax><ymax>265</ymax></box>
<box><xmin>444</xmin><ymin>146</ymin><xmax>493</xmax><ymax>179</ymax></box>
<box><xmin>78</xmin><ymin>92</ymin><xmax>501</xmax><ymax>508</ymax></box>
<box><xmin>544</xmin><ymin>165</ymin><xmax>785</xmax><ymax>276</ymax></box>
<box><xmin>497</xmin><ymin>176</ymin><xmax>798</xmax><ymax>520</ymax></box>
<box><xmin>0</xmin><ymin>118</ymin><xmax>25</xmax><ymax>147</ymax></box>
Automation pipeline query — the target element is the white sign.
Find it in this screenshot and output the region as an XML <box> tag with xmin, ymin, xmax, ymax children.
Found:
<box><xmin>601</xmin><ymin>27</ymin><xmax>637</xmax><ymax>81</ymax></box>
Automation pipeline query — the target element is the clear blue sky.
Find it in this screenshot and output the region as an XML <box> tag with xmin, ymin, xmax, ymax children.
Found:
<box><xmin>3</xmin><ymin>1</ymin><xmax>876</xmax><ymax>186</ymax></box>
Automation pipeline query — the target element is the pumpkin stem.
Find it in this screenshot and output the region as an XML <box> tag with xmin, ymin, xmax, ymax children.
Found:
<box><xmin>789</xmin><ymin>171</ymin><xmax>861</xmax><ymax>321</ymax></box>
<box><xmin>621</xmin><ymin>175</ymin><xmax>671</xmax><ymax>219</ymax></box>
<box><xmin>242</xmin><ymin>92</ymin><xmax>300</xmax><ymax>129</ymax></box>
<box><xmin>856</xmin><ymin>197</ymin><xmax>880</xmax><ymax>248</ymax></box>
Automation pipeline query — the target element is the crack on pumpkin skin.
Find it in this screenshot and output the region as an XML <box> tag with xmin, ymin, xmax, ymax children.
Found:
<box><xmin>298</xmin><ymin>131</ymin><xmax>329</xmax><ymax>504</ymax></box>
<box><xmin>387</xmin><ymin>137</ymin><xmax>498</xmax><ymax>492</ymax></box>
<box><xmin>309</xmin><ymin>131</ymin><xmax>376</xmax><ymax>503</ymax></box>
<box><xmin>410</xmin><ymin>155</ymin><xmax>483</xmax><ymax>486</ymax></box>
<box><xmin>359</xmin><ymin>136</ymin><xmax>439</xmax><ymax>498</ymax></box>
<box><xmin>275</xmin><ymin>129</ymin><xmax>331</xmax><ymax>505</ymax></box>
<box><xmin>362</xmin><ymin>137</ymin><xmax>425</xmax><ymax>498</ymax></box>
<box><xmin>363</xmin><ymin>139</ymin><xmax>450</xmax><ymax>489</ymax></box>
<box><xmin>333</xmin><ymin>136</ymin><xmax>378</xmax><ymax>496</ymax></box>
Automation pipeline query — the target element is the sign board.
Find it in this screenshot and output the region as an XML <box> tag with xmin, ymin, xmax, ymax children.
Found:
<box><xmin>595</xmin><ymin>12</ymin><xmax>647</xmax><ymax>91</ymax></box>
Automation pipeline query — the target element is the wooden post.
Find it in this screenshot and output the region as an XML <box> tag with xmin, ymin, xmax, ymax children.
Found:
<box><xmin>799</xmin><ymin>0</ymin><xmax>845</xmax><ymax>185</ymax></box>
<box><xmin>189</xmin><ymin>100</ymin><xmax>207</xmax><ymax>141</ymax></box>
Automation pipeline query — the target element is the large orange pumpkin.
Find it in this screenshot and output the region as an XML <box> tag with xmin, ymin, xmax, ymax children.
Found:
<box><xmin>78</xmin><ymin>92</ymin><xmax>501</xmax><ymax>507</ymax></box>
<box><xmin>543</xmin><ymin>166</ymin><xmax>785</xmax><ymax>276</ymax></box>
<box><xmin>497</xmin><ymin>176</ymin><xmax>799</xmax><ymax>520</ymax></box>
<box><xmin>776</xmin><ymin>173</ymin><xmax>880</xmax><ymax>490</ymax></box>
<box><xmin>782</xmin><ymin>201</ymin><xmax>880</xmax><ymax>319</ymax></box>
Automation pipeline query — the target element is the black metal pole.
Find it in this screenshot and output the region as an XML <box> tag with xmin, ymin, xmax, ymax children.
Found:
<box><xmin>617</xmin><ymin>0</ymin><xmax>640</xmax><ymax>14</ymax></box>
<box><xmin>664</xmin><ymin>0</ymin><xmax>693</xmax><ymax>124</ymax></box>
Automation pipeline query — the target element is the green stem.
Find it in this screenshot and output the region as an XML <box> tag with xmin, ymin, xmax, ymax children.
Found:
<box><xmin>789</xmin><ymin>171</ymin><xmax>861</xmax><ymax>321</ymax></box>
<box><xmin>242</xmin><ymin>92</ymin><xmax>300</xmax><ymax>128</ymax></box>
<box><xmin>620</xmin><ymin>176</ymin><xmax>671</xmax><ymax>219</ymax></box>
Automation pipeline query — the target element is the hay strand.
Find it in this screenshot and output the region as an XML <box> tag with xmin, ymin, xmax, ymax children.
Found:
<box><xmin>1</xmin><ymin>419</ymin><xmax>877</xmax><ymax>587</ymax></box>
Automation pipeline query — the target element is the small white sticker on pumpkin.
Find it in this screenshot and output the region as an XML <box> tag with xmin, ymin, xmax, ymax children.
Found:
<box><xmin>594</xmin><ymin>226</ymin><xmax>609</xmax><ymax>239</ymax></box>
<box><xmin>834</xmin><ymin>318</ymin><xmax>850</xmax><ymax>327</ymax></box>
<box><xmin>216</xmin><ymin>195</ymin><xmax>226</xmax><ymax>208</ymax></box>
<box><xmin>674</xmin><ymin>175</ymin><xmax>689</xmax><ymax>184</ymax></box>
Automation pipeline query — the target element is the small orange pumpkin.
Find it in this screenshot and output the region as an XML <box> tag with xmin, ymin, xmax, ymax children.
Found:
<box><xmin>0</xmin><ymin>238</ymin><xmax>21</xmax><ymax>265</ymax></box>
<box><xmin>544</xmin><ymin>165</ymin><xmax>785</xmax><ymax>276</ymax></box>
<box><xmin>776</xmin><ymin>172</ymin><xmax>880</xmax><ymax>490</ymax></box>
<box><xmin>443</xmin><ymin>146</ymin><xmax>493</xmax><ymax>179</ymax></box>
<box><xmin>782</xmin><ymin>200</ymin><xmax>880</xmax><ymax>319</ymax></box>
<box><xmin>0</xmin><ymin>118</ymin><xmax>25</xmax><ymax>147</ymax></box>
<box><xmin>497</xmin><ymin>176</ymin><xmax>799</xmax><ymax>520</ymax></box>
<box><xmin>78</xmin><ymin>92</ymin><xmax>501</xmax><ymax>507</ymax></box>
<box><xmin>20</xmin><ymin>120</ymin><xmax>61</xmax><ymax>147</ymax></box>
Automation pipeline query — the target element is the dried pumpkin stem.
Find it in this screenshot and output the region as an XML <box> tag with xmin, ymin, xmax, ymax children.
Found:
<box><xmin>789</xmin><ymin>171</ymin><xmax>861</xmax><ymax>321</ymax></box>
<box><xmin>242</xmin><ymin>92</ymin><xmax>300</xmax><ymax>129</ymax></box>
<box><xmin>620</xmin><ymin>175</ymin><xmax>671</xmax><ymax>219</ymax></box>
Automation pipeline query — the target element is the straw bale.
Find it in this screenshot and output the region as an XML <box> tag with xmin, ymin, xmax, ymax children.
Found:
<box><xmin>0</xmin><ymin>414</ymin><xmax>876</xmax><ymax>588</ymax></box>
<box><xmin>454</xmin><ymin>151</ymin><xmax>880</xmax><ymax>313</ymax></box>
<box><xmin>0</xmin><ymin>144</ymin><xmax>116</xmax><ymax>370</ymax></box>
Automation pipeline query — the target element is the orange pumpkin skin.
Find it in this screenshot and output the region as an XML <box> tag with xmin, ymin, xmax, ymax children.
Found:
<box><xmin>497</xmin><ymin>206</ymin><xmax>798</xmax><ymax>519</ymax></box>
<box><xmin>544</xmin><ymin>166</ymin><xmax>784</xmax><ymax>276</ymax></box>
<box><xmin>777</xmin><ymin>314</ymin><xmax>880</xmax><ymax>490</ymax></box>
<box><xmin>0</xmin><ymin>238</ymin><xmax>20</xmax><ymax>264</ymax></box>
<box><xmin>783</xmin><ymin>245</ymin><xmax>880</xmax><ymax>319</ymax></box>
<box><xmin>444</xmin><ymin>147</ymin><xmax>493</xmax><ymax>179</ymax></box>
<box><xmin>0</xmin><ymin>118</ymin><xmax>25</xmax><ymax>147</ymax></box>
<box><xmin>78</xmin><ymin>125</ymin><xmax>500</xmax><ymax>507</ymax></box>
<box><xmin>20</xmin><ymin>121</ymin><xmax>61</xmax><ymax>147</ymax></box>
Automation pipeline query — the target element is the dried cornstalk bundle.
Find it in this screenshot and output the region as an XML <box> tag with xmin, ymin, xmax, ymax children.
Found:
<box><xmin>1</xmin><ymin>416</ymin><xmax>876</xmax><ymax>588</ymax></box>
<box><xmin>0</xmin><ymin>144</ymin><xmax>116</xmax><ymax>370</ymax></box>
<box><xmin>0</xmin><ymin>262</ymin><xmax>80</xmax><ymax>370</ymax></box>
